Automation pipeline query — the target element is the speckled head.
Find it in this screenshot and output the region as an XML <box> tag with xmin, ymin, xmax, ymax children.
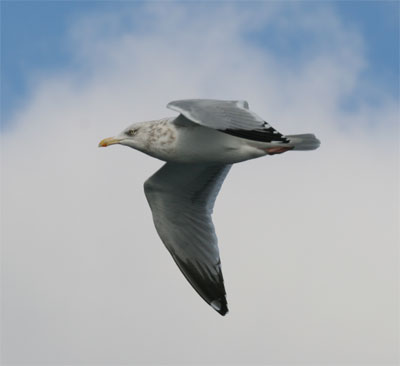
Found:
<box><xmin>98</xmin><ymin>118</ymin><xmax>177</xmax><ymax>160</ymax></box>
<box><xmin>99</xmin><ymin>121</ymin><xmax>147</xmax><ymax>151</ymax></box>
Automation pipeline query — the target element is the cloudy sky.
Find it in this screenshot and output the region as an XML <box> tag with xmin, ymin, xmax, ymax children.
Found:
<box><xmin>1</xmin><ymin>1</ymin><xmax>399</xmax><ymax>365</ymax></box>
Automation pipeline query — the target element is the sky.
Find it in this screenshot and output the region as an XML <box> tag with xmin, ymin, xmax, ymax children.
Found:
<box><xmin>1</xmin><ymin>1</ymin><xmax>399</xmax><ymax>127</ymax></box>
<box><xmin>1</xmin><ymin>1</ymin><xmax>399</xmax><ymax>365</ymax></box>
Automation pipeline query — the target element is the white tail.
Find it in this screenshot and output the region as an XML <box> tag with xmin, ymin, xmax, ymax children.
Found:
<box><xmin>285</xmin><ymin>134</ymin><xmax>321</xmax><ymax>151</ymax></box>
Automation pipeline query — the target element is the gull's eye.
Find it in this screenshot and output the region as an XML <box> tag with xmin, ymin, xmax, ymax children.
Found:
<box><xmin>126</xmin><ymin>129</ymin><xmax>137</xmax><ymax>136</ymax></box>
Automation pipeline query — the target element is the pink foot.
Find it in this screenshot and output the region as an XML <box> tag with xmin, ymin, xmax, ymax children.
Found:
<box><xmin>266</xmin><ymin>146</ymin><xmax>293</xmax><ymax>155</ymax></box>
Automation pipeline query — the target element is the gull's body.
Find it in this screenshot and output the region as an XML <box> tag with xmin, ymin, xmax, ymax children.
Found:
<box><xmin>129</xmin><ymin>116</ymin><xmax>267</xmax><ymax>164</ymax></box>
<box><xmin>99</xmin><ymin>99</ymin><xmax>320</xmax><ymax>315</ymax></box>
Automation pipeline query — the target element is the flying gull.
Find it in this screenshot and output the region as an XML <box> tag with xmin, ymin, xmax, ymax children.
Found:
<box><xmin>99</xmin><ymin>99</ymin><xmax>320</xmax><ymax>316</ymax></box>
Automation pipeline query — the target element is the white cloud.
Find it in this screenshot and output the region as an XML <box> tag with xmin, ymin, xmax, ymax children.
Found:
<box><xmin>1</xmin><ymin>3</ymin><xmax>398</xmax><ymax>365</ymax></box>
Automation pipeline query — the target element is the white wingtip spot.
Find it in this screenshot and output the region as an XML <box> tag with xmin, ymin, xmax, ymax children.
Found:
<box><xmin>210</xmin><ymin>300</ymin><xmax>222</xmax><ymax>311</ymax></box>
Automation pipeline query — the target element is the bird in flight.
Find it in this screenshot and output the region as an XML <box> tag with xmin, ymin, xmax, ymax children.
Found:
<box><xmin>99</xmin><ymin>99</ymin><xmax>320</xmax><ymax>316</ymax></box>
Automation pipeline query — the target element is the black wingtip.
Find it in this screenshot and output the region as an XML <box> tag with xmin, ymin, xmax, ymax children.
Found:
<box><xmin>211</xmin><ymin>298</ymin><xmax>229</xmax><ymax>316</ymax></box>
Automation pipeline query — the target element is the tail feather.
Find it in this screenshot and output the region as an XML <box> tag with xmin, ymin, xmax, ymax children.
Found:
<box><xmin>285</xmin><ymin>134</ymin><xmax>320</xmax><ymax>151</ymax></box>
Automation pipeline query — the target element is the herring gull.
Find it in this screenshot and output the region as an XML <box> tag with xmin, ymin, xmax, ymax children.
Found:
<box><xmin>99</xmin><ymin>99</ymin><xmax>320</xmax><ymax>316</ymax></box>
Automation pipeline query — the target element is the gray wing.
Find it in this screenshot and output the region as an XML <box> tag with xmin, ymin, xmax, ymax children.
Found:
<box><xmin>144</xmin><ymin>162</ymin><xmax>231</xmax><ymax>315</ymax></box>
<box><xmin>167</xmin><ymin>99</ymin><xmax>289</xmax><ymax>143</ymax></box>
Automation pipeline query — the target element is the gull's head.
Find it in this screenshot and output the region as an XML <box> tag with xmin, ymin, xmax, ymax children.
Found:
<box><xmin>98</xmin><ymin>123</ymin><xmax>146</xmax><ymax>150</ymax></box>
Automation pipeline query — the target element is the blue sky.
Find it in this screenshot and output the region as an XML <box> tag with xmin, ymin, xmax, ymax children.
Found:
<box><xmin>1</xmin><ymin>1</ymin><xmax>399</xmax><ymax>127</ymax></box>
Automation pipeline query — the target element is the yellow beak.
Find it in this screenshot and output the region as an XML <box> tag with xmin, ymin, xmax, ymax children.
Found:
<box><xmin>98</xmin><ymin>137</ymin><xmax>121</xmax><ymax>147</ymax></box>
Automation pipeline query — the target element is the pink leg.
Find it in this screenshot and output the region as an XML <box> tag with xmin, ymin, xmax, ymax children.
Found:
<box><xmin>266</xmin><ymin>146</ymin><xmax>293</xmax><ymax>155</ymax></box>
